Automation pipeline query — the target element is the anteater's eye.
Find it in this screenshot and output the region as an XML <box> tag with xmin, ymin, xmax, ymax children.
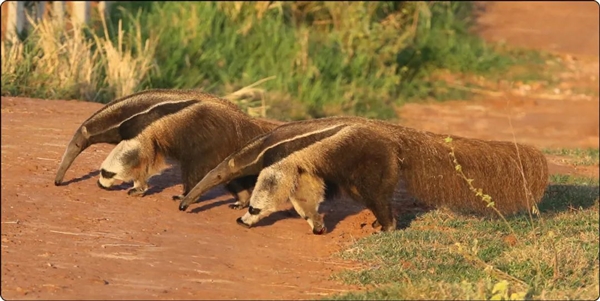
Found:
<box><xmin>101</xmin><ymin>168</ymin><xmax>116</xmax><ymax>179</ymax></box>
<box><xmin>248</xmin><ymin>206</ymin><xmax>261</xmax><ymax>215</ymax></box>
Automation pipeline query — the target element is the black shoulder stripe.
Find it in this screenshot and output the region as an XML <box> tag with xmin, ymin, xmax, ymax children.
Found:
<box><xmin>261</xmin><ymin>124</ymin><xmax>347</xmax><ymax>167</ymax></box>
<box><xmin>118</xmin><ymin>100</ymin><xmax>199</xmax><ymax>140</ymax></box>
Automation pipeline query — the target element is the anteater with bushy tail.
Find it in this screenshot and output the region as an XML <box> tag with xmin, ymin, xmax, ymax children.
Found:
<box><xmin>178</xmin><ymin>116</ymin><xmax>548</xmax><ymax>235</ymax></box>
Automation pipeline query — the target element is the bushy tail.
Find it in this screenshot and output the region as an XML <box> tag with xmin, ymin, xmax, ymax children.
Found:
<box><xmin>395</xmin><ymin>130</ymin><xmax>549</xmax><ymax>216</ymax></box>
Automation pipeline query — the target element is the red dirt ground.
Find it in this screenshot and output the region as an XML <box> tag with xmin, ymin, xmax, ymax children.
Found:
<box><xmin>1</xmin><ymin>1</ymin><xmax>599</xmax><ymax>300</ymax></box>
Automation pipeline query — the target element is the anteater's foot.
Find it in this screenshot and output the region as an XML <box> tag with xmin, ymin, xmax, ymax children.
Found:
<box><xmin>97</xmin><ymin>180</ymin><xmax>110</xmax><ymax>190</ymax></box>
<box><xmin>229</xmin><ymin>201</ymin><xmax>249</xmax><ymax>210</ymax></box>
<box><xmin>127</xmin><ymin>188</ymin><xmax>146</xmax><ymax>197</ymax></box>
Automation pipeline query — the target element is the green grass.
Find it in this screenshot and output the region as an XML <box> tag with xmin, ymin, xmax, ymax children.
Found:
<box><xmin>122</xmin><ymin>1</ymin><xmax>555</xmax><ymax>120</ymax></box>
<box><xmin>2</xmin><ymin>1</ymin><xmax>566</xmax><ymax>120</ymax></box>
<box><xmin>328</xmin><ymin>175</ymin><xmax>599</xmax><ymax>300</ymax></box>
<box><xmin>543</xmin><ymin>148</ymin><xmax>600</xmax><ymax>166</ymax></box>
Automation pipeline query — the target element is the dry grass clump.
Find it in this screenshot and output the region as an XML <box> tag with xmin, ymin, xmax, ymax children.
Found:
<box><xmin>222</xmin><ymin>76</ymin><xmax>276</xmax><ymax>118</ymax></box>
<box><xmin>1</xmin><ymin>11</ymin><xmax>156</xmax><ymax>102</ymax></box>
<box><xmin>1</xmin><ymin>39</ymin><xmax>24</xmax><ymax>75</ymax></box>
<box><xmin>92</xmin><ymin>13</ymin><xmax>157</xmax><ymax>99</ymax></box>
<box><xmin>26</xmin><ymin>14</ymin><xmax>100</xmax><ymax>99</ymax></box>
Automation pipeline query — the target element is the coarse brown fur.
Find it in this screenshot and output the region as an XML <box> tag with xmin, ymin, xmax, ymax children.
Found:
<box><xmin>54</xmin><ymin>89</ymin><xmax>239</xmax><ymax>186</ymax></box>
<box><xmin>178</xmin><ymin>116</ymin><xmax>549</xmax><ymax>235</ymax></box>
<box><xmin>95</xmin><ymin>100</ymin><xmax>282</xmax><ymax>201</ymax></box>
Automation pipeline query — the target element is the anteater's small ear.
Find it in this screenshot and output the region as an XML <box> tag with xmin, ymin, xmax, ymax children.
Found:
<box><xmin>81</xmin><ymin>126</ymin><xmax>90</xmax><ymax>139</ymax></box>
<box><xmin>228</xmin><ymin>158</ymin><xmax>235</xmax><ymax>168</ymax></box>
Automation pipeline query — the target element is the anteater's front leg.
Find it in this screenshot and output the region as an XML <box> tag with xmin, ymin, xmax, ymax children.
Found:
<box><xmin>128</xmin><ymin>180</ymin><xmax>149</xmax><ymax>197</ymax></box>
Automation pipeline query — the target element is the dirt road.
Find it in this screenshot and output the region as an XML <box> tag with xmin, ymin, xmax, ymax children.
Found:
<box><xmin>1</xmin><ymin>1</ymin><xmax>599</xmax><ymax>300</ymax></box>
<box><xmin>1</xmin><ymin>97</ymin><xmax>384</xmax><ymax>299</ymax></box>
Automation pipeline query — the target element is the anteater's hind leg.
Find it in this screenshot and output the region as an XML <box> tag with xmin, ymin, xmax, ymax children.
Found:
<box><xmin>348</xmin><ymin>161</ymin><xmax>398</xmax><ymax>232</ymax></box>
<box><xmin>289</xmin><ymin>170</ymin><xmax>327</xmax><ymax>235</ymax></box>
<box><xmin>236</xmin><ymin>164</ymin><xmax>297</xmax><ymax>228</ymax></box>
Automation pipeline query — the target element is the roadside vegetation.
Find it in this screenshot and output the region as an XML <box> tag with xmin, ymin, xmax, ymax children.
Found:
<box><xmin>1</xmin><ymin>1</ymin><xmax>563</xmax><ymax>120</ymax></box>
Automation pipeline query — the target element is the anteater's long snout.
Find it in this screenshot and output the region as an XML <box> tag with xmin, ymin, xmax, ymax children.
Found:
<box><xmin>55</xmin><ymin>132</ymin><xmax>87</xmax><ymax>186</ymax></box>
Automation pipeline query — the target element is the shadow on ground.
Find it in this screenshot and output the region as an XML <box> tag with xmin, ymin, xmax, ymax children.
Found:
<box><xmin>538</xmin><ymin>184</ymin><xmax>600</xmax><ymax>213</ymax></box>
<box><xmin>59</xmin><ymin>170</ymin><xmax>100</xmax><ymax>186</ymax></box>
<box><xmin>145</xmin><ymin>166</ymin><xmax>183</xmax><ymax>196</ymax></box>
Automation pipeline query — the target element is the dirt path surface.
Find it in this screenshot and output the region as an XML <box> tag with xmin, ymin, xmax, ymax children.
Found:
<box><xmin>1</xmin><ymin>1</ymin><xmax>599</xmax><ymax>300</ymax></box>
<box><xmin>475</xmin><ymin>1</ymin><xmax>599</xmax><ymax>58</ymax></box>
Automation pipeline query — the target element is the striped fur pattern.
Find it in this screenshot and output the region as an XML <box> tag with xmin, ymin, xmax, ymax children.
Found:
<box><xmin>54</xmin><ymin>89</ymin><xmax>236</xmax><ymax>185</ymax></box>
<box><xmin>95</xmin><ymin>100</ymin><xmax>282</xmax><ymax>202</ymax></box>
<box><xmin>55</xmin><ymin>89</ymin><xmax>283</xmax><ymax>205</ymax></box>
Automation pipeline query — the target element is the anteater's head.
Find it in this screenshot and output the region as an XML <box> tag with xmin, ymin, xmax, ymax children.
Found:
<box><xmin>97</xmin><ymin>139</ymin><xmax>142</xmax><ymax>190</ymax></box>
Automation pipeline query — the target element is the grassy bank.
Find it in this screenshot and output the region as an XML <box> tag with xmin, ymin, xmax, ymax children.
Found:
<box><xmin>1</xmin><ymin>1</ymin><xmax>554</xmax><ymax>120</ymax></box>
<box><xmin>330</xmin><ymin>176</ymin><xmax>599</xmax><ymax>300</ymax></box>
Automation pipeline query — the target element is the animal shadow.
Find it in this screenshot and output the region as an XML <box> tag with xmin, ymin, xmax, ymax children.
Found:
<box><xmin>243</xmin><ymin>197</ymin><xmax>432</xmax><ymax>233</ymax></box>
<box><xmin>143</xmin><ymin>165</ymin><xmax>183</xmax><ymax>196</ymax></box>
<box><xmin>188</xmin><ymin>187</ymin><xmax>238</xmax><ymax>214</ymax></box>
<box><xmin>64</xmin><ymin>165</ymin><xmax>185</xmax><ymax>197</ymax></box>
<box><xmin>60</xmin><ymin>170</ymin><xmax>132</xmax><ymax>192</ymax></box>
<box><xmin>201</xmin><ymin>181</ymin><xmax>434</xmax><ymax>233</ymax></box>
<box><xmin>537</xmin><ymin>184</ymin><xmax>599</xmax><ymax>214</ymax></box>
<box><xmin>60</xmin><ymin>170</ymin><xmax>100</xmax><ymax>186</ymax></box>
